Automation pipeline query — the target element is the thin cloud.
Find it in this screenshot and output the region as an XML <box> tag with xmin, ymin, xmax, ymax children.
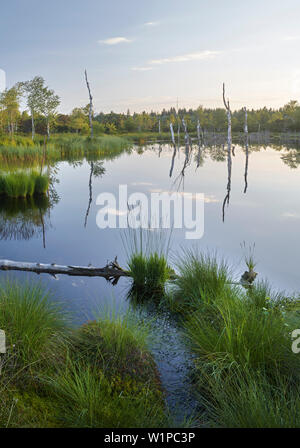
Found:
<box><xmin>282</xmin><ymin>212</ymin><xmax>300</xmax><ymax>219</ymax></box>
<box><xmin>284</xmin><ymin>36</ymin><xmax>300</xmax><ymax>42</ymax></box>
<box><xmin>98</xmin><ymin>37</ymin><xmax>132</xmax><ymax>45</ymax></box>
<box><xmin>131</xmin><ymin>67</ymin><xmax>153</xmax><ymax>71</ymax></box>
<box><xmin>149</xmin><ymin>50</ymin><xmax>220</xmax><ymax>65</ymax></box>
<box><xmin>144</xmin><ymin>21</ymin><xmax>159</xmax><ymax>27</ymax></box>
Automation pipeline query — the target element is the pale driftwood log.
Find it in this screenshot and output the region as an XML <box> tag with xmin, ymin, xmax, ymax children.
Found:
<box><xmin>84</xmin><ymin>69</ymin><xmax>93</xmax><ymax>138</ymax></box>
<box><xmin>0</xmin><ymin>259</ymin><xmax>253</xmax><ymax>287</ymax></box>
<box><xmin>0</xmin><ymin>258</ymin><xmax>130</xmax><ymax>284</ymax></box>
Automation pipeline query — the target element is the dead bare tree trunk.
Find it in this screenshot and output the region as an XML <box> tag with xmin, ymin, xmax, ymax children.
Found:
<box><xmin>244</xmin><ymin>107</ymin><xmax>249</xmax><ymax>193</ymax></box>
<box><xmin>181</xmin><ymin>118</ymin><xmax>190</xmax><ymax>146</ymax></box>
<box><xmin>85</xmin><ymin>70</ymin><xmax>93</xmax><ymax>138</ymax></box>
<box><xmin>222</xmin><ymin>83</ymin><xmax>232</xmax><ymax>222</ymax></box>
<box><xmin>223</xmin><ymin>83</ymin><xmax>232</xmax><ymax>154</ymax></box>
<box><xmin>170</xmin><ymin>123</ymin><xmax>176</xmax><ymax>146</ymax></box>
<box><xmin>197</xmin><ymin>119</ymin><xmax>203</xmax><ymax>146</ymax></box>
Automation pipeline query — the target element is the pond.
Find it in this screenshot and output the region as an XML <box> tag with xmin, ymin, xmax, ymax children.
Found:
<box><xmin>1</xmin><ymin>138</ymin><xmax>300</xmax><ymax>419</ymax></box>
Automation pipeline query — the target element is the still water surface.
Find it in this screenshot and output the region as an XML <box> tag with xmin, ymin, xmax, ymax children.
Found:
<box><xmin>1</xmin><ymin>141</ymin><xmax>300</xmax><ymax>417</ymax></box>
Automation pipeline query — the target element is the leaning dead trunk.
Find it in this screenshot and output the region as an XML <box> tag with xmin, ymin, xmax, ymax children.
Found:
<box><xmin>85</xmin><ymin>70</ymin><xmax>93</xmax><ymax>138</ymax></box>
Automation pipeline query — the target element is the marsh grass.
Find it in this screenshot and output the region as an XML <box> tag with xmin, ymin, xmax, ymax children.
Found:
<box><xmin>184</xmin><ymin>288</ymin><xmax>298</xmax><ymax>377</ymax></box>
<box><xmin>0</xmin><ymin>279</ymin><xmax>67</xmax><ymax>376</ymax></box>
<box><xmin>0</xmin><ymin>172</ymin><xmax>49</xmax><ymax>198</ymax></box>
<box><xmin>0</xmin><ymin>135</ymin><xmax>131</xmax><ymax>167</ymax></box>
<box><xmin>173</xmin><ymin>249</ymin><xmax>300</xmax><ymax>428</ymax></box>
<box><xmin>199</xmin><ymin>369</ymin><xmax>300</xmax><ymax>428</ymax></box>
<box><xmin>122</xmin><ymin>227</ymin><xmax>173</xmax><ymax>302</ymax></box>
<box><xmin>70</xmin><ymin>308</ymin><xmax>153</xmax><ymax>378</ymax></box>
<box><xmin>45</xmin><ymin>358</ymin><xmax>166</xmax><ymax>428</ymax></box>
<box><xmin>44</xmin><ymin>309</ymin><xmax>167</xmax><ymax>428</ymax></box>
<box><xmin>0</xmin><ymin>280</ymin><xmax>167</xmax><ymax>428</ymax></box>
<box><xmin>0</xmin><ymin>279</ymin><xmax>68</xmax><ymax>427</ymax></box>
<box><xmin>171</xmin><ymin>249</ymin><xmax>231</xmax><ymax>313</ymax></box>
<box><xmin>128</xmin><ymin>252</ymin><xmax>171</xmax><ymax>302</ymax></box>
<box><xmin>240</xmin><ymin>241</ymin><xmax>257</xmax><ymax>272</ymax></box>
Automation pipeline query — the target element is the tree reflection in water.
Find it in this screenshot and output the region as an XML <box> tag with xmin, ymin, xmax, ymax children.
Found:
<box><xmin>0</xmin><ymin>195</ymin><xmax>51</xmax><ymax>244</ymax></box>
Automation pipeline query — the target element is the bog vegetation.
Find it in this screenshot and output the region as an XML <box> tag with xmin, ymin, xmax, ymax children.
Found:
<box><xmin>1</xmin><ymin>235</ymin><xmax>299</xmax><ymax>427</ymax></box>
<box><xmin>0</xmin><ymin>171</ymin><xmax>49</xmax><ymax>198</ymax></box>
<box><xmin>0</xmin><ymin>280</ymin><xmax>168</xmax><ymax>428</ymax></box>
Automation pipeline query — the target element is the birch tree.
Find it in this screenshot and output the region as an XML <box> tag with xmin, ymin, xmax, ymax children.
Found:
<box><xmin>40</xmin><ymin>87</ymin><xmax>60</xmax><ymax>138</ymax></box>
<box><xmin>20</xmin><ymin>76</ymin><xmax>45</xmax><ymax>140</ymax></box>
<box><xmin>0</xmin><ymin>86</ymin><xmax>21</xmax><ymax>136</ymax></box>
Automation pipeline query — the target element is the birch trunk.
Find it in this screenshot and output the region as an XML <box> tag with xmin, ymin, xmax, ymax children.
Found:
<box><xmin>31</xmin><ymin>110</ymin><xmax>35</xmax><ymax>140</ymax></box>
<box><xmin>85</xmin><ymin>70</ymin><xmax>93</xmax><ymax>138</ymax></box>
<box><xmin>47</xmin><ymin>116</ymin><xmax>50</xmax><ymax>138</ymax></box>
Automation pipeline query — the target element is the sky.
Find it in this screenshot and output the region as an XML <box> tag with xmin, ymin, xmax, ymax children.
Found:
<box><xmin>1</xmin><ymin>0</ymin><xmax>300</xmax><ymax>114</ymax></box>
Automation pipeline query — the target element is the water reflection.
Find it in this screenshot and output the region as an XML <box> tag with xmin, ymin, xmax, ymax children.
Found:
<box><xmin>244</xmin><ymin>133</ymin><xmax>249</xmax><ymax>194</ymax></box>
<box><xmin>169</xmin><ymin>144</ymin><xmax>177</xmax><ymax>178</ymax></box>
<box><xmin>0</xmin><ymin>195</ymin><xmax>51</xmax><ymax>244</ymax></box>
<box><xmin>222</xmin><ymin>142</ymin><xmax>232</xmax><ymax>223</ymax></box>
<box><xmin>84</xmin><ymin>161</ymin><xmax>105</xmax><ymax>227</ymax></box>
<box><xmin>0</xmin><ymin>165</ymin><xmax>60</xmax><ymax>247</ymax></box>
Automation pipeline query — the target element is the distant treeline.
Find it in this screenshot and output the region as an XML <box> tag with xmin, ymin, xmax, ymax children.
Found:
<box><xmin>1</xmin><ymin>75</ymin><xmax>300</xmax><ymax>136</ymax></box>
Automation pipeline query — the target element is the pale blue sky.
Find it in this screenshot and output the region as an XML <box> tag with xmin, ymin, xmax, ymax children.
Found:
<box><xmin>1</xmin><ymin>0</ymin><xmax>300</xmax><ymax>113</ymax></box>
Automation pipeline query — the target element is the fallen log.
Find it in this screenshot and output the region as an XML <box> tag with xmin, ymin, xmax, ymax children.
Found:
<box><xmin>0</xmin><ymin>257</ymin><xmax>130</xmax><ymax>285</ymax></box>
<box><xmin>0</xmin><ymin>258</ymin><xmax>254</xmax><ymax>288</ymax></box>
